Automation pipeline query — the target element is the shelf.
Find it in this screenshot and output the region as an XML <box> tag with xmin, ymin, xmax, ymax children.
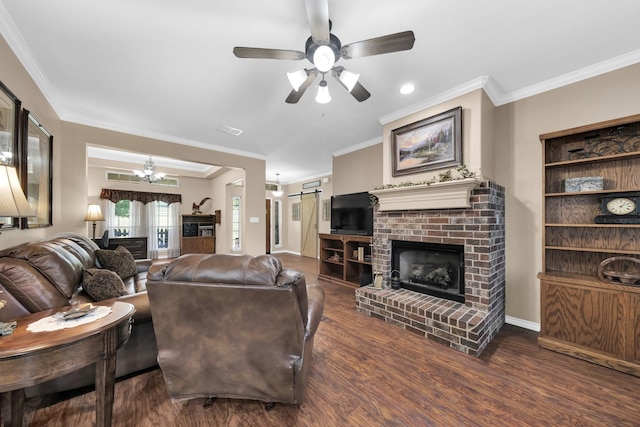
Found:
<box><xmin>544</xmin><ymin>151</ymin><xmax>640</xmax><ymax>168</ymax></box>
<box><xmin>545</xmin><ymin>246</ymin><xmax>640</xmax><ymax>255</ymax></box>
<box><xmin>319</xmin><ymin>233</ymin><xmax>372</xmax><ymax>288</ymax></box>
<box><xmin>322</xmin><ymin>247</ymin><xmax>344</xmax><ymax>253</ymax></box>
<box><xmin>539</xmin><ymin>115</ymin><xmax>640</xmax><ymax>376</ymax></box>
<box><xmin>545</xmin><ymin>188</ymin><xmax>640</xmax><ymax>197</ymax></box>
<box><xmin>347</xmin><ymin>259</ymin><xmax>372</xmax><ymax>265</ymax></box>
<box><xmin>545</xmin><ymin>223</ymin><xmax>640</xmax><ymax>228</ymax></box>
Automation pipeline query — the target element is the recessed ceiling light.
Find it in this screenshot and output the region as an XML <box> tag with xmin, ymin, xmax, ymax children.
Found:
<box><xmin>400</xmin><ymin>83</ymin><xmax>415</xmax><ymax>95</ymax></box>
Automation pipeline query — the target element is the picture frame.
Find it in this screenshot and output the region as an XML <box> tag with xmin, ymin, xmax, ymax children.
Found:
<box><xmin>302</xmin><ymin>179</ymin><xmax>321</xmax><ymax>189</ymax></box>
<box><xmin>391</xmin><ymin>106</ymin><xmax>462</xmax><ymax>176</ymax></box>
<box><xmin>0</xmin><ymin>80</ymin><xmax>22</xmax><ymax>230</ymax></box>
<box><xmin>322</xmin><ymin>199</ymin><xmax>330</xmax><ymax>221</ymax></box>
<box><xmin>21</xmin><ymin>110</ymin><xmax>53</xmax><ymax>228</ymax></box>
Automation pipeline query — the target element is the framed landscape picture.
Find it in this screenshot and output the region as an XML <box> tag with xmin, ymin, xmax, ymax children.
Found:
<box><xmin>392</xmin><ymin>106</ymin><xmax>462</xmax><ymax>176</ymax></box>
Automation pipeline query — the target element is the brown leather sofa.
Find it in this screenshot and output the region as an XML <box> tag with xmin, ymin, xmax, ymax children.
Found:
<box><xmin>147</xmin><ymin>253</ymin><xmax>325</xmax><ymax>407</ymax></box>
<box><xmin>0</xmin><ymin>232</ymin><xmax>158</xmax><ymax>397</ymax></box>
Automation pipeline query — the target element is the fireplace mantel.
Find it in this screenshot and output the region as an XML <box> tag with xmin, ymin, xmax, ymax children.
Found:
<box><xmin>370</xmin><ymin>178</ymin><xmax>480</xmax><ymax>211</ymax></box>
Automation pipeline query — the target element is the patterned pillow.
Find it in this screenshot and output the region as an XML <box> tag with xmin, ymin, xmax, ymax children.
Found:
<box><xmin>95</xmin><ymin>246</ymin><xmax>137</xmax><ymax>279</ymax></box>
<box><xmin>81</xmin><ymin>268</ymin><xmax>128</xmax><ymax>301</ymax></box>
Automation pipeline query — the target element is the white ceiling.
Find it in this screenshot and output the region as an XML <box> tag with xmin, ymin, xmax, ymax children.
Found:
<box><xmin>1</xmin><ymin>0</ymin><xmax>640</xmax><ymax>184</ymax></box>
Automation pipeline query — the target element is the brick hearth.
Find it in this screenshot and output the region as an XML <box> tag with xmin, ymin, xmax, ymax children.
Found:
<box><xmin>355</xmin><ymin>180</ymin><xmax>505</xmax><ymax>356</ymax></box>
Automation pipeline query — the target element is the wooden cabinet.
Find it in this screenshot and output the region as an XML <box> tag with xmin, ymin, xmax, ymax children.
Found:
<box><xmin>319</xmin><ymin>233</ymin><xmax>372</xmax><ymax>287</ymax></box>
<box><xmin>538</xmin><ymin>113</ymin><xmax>640</xmax><ymax>376</ymax></box>
<box><xmin>107</xmin><ymin>237</ymin><xmax>148</xmax><ymax>260</ymax></box>
<box><xmin>181</xmin><ymin>214</ymin><xmax>216</xmax><ymax>255</ymax></box>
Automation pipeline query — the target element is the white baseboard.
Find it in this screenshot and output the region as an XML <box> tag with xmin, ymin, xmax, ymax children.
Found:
<box><xmin>505</xmin><ymin>315</ymin><xmax>540</xmax><ymax>332</ymax></box>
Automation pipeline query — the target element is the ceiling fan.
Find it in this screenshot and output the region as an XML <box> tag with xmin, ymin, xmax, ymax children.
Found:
<box><xmin>233</xmin><ymin>0</ymin><xmax>415</xmax><ymax>104</ymax></box>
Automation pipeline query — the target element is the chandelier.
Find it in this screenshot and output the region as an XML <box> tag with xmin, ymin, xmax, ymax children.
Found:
<box><xmin>133</xmin><ymin>157</ymin><xmax>166</xmax><ymax>183</ymax></box>
<box><xmin>271</xmin><ymin>173</ymin><xmax>283</xmax><ymax>198</ymax></box>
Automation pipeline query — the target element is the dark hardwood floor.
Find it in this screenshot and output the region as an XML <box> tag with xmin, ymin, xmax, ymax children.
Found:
<box><xmin>21</xmin><ymin>253</ymin><xmax>640</xmax><ymax>426</ymax></box>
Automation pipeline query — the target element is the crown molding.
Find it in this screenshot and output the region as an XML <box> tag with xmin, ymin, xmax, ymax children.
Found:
<box><xmin>379</xmin><ymin>50</ymin><xmax>640</xmax><ymax>126</ymax></box>
<box><xmin>379</xmin><ymin>76</ymin><xmax>491</xmax><ymax>125</ymax></box>
<box><xmin>497</xmin><ymin>49</ymin><xmax>640</xmax><ymax>105</ymax></box>
<box><xmin>0</xmin><ymin>3</ymin><xmax>65</xmax><ymax>115</ymax></box>
<box><xmin>67</xmin><ymin>115</ymin><xmax>267</xmax><ymax>161</ymax></box>
<box><xmin>332</xmin><ymin>136</ymin><xmax>382</xmax><ymax>157</ymax></box>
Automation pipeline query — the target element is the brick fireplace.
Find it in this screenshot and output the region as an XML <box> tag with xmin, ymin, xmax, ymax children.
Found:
<box><xmin>355</xmin><ymin>180</ymin><xmax>505</xmax><ymax>356</ymax></box>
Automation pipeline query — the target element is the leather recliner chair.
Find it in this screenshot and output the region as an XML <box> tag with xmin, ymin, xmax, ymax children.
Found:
<box><xmin>146</xmin><ymin>253</ymin><xmax>325</xmax><ymax>407</ymax></box>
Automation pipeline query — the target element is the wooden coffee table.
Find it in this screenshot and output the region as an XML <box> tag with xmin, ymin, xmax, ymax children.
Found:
<box><xmin>0</xmin><ymin>301</ymin><xmax>135</xmax><ymax>427</ymax></box>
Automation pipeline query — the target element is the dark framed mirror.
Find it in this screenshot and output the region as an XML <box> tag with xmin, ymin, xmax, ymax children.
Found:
<box><xmin>0</xmin><ymin>81</ymin><xmax>22</xmax><ymax>230</ymax></box>
<box><xmin>21</xmin><ymin>110</ymin><xmax>53</xmax><ymax>228</ymax></box>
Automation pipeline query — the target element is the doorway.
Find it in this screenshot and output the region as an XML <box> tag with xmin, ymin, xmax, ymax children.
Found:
<box><xmin>300</xmin><ymin>193</ymin><xmax>317</xmax><ymax>259</ymax></box>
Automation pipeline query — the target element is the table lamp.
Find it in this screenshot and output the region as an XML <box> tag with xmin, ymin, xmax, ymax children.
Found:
<box><xmin>0</xmin><ymin>164</ymin><xmax>34</xmax><ymax>234</ymax></box>
<box><xmin>0</xmin><ymin>165</ymin><xmax>34</xmax><ymax>335</ymax></box>
<box><xmin>84</xmin><ymin>203</ymin><xmax>105</xmax><ymax>239</ymax></box>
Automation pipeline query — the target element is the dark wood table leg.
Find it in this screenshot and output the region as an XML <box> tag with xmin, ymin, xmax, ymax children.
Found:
<box><xmin>10</xmin><ymin>389</ymin><xmax>24</xmax><ymax>427</ymax></box>
<box><xmin>95</xmin><ymin>329</ymin><xmax>118</xmax><ymax>427</ymax></box>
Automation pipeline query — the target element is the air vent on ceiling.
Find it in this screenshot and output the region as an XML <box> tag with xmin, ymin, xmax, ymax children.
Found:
<box><xmin>218</xmin><ymin>125</ymin><xmax>244</xmax><ymax>136</ymax></box>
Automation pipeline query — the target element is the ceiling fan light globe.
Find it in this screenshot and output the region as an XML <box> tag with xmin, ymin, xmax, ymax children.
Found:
<box><xmin>287</xmin><ymin>70</ymin><xmax>308</xmax><ymax>91</ymax></box>
<box><xmin>313</xmin><ymin>45</ymin><xmax>335</xmax><ymax>73</ymax></box>
<box><xmin>339</xmin><ymin>70</ymin><xmax>359</xmax><ymax>92</ymax></box>
<box><xmin>316</xmin><ymin>84</ymin><xmax>331</xmax><ymax>104</ymax></box>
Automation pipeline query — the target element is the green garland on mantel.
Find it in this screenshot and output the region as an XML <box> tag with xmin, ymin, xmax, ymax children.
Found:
<box><xmin>370</xmin><ymin>164</ymin><xmax>476</xmax><ymax>206</ymax></box>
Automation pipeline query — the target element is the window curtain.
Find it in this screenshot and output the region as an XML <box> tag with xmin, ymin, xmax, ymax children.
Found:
<box><xmin>146</xmin><ymin>202</ymin><xmax>181</xmax><ymax>259</ymax></box>
<box><xmin>100</xmin><ymin>188</ymin><xmax>181</xmax><ymax>205</ymax></box>
<box><xmin>130</xmin><ymin>200</ymin><xmax>145</xmax><ymax>238</ymax></box>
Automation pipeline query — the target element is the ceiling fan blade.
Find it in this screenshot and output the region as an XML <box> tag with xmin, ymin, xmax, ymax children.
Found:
<box><xmin>304</xmin><ymin>0</ymin><xmax>330</xmax><ymax>44</ymax></box>
<box><xmin>332</xmin><ymin>67</ymin><xmax>371</xmax><ymax>102</ymax></box>
<box><xmin>349</xmin><ymin>81</ymin><xmax>371</xmax><ymax>102</ymax></box>
<box><xmin>341</xmin><ymin>30</ymin><xmax>415</xmax><ymax>59</ymax></box>
<box><xmin>286</xmin><ymin>70</ymin><xmax>318</xmax><ymax>104</ymax></box>
<box><xmin>233</xmin><ymin>47</ymin><xmax>305</xmax><ymax>60</ymax></box>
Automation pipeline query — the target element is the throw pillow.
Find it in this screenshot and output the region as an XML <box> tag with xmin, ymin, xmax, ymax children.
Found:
<box><xmin>95</xmin><ymin>246</ymin><xmax>137</xmax><ymax>279</ymax></box>
<box><xmin>81</xmin><ymin>268</ymin><xmax>128</xmax><ymax>301</ymax></box>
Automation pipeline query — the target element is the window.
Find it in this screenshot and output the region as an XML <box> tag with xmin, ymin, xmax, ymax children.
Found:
<box><xmin>113</xmin><ymin>200</ymin><xmax>132</xmax><ymax>237</ymax></box>
<box><xmin>232</xmin><ymin>195</ymin><xmax>241</xmax><ymax>251</ymax></box>
<box><xmin>103</xmin><ymin>199</ymin><xmax>180</xmax><ymax>259</ymax></box>
<box><xmin>274</xmin><ymin>199</ymin><xmax>281</xmax><ymax>247</ymax></box>
<box><xmin>153</xmin><ymin>201</ymin><xmax>170</xmax><ymax>249</ymax></box>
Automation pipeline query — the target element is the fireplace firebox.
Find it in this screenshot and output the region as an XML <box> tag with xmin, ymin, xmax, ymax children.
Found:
<box><xmin>391</xmin><ymin>240</ymin><xmax>465</xmax><ymax>303</ymax></box>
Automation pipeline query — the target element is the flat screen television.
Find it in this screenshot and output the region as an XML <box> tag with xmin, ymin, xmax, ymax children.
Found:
<box><xmin>330</xmin><ymin>191</ymin><xmax>373</xmax><ymax>236</ymax></box>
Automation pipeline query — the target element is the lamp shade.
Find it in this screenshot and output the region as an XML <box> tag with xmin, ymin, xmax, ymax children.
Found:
<box><xmin>84</xmin><ymin>203</ymin><xmax>105</xmax><ymax>222</ymax></box>
<box><xmin>0</xmin><ymin>165</ymin><xmax>33</xmax><ymax>217</ymax></box>
<box><xmin>315</xmin><ymin>80</ymin><xmax>331</xmax><ymax>104</ymax></box>
<box><xmin>287</xmin><ymin>69</ymin><xmax>308</xmax><ymax>91</ymax></box>
<box><xmin>338</xmin><ymin>69</ymin><xmax>360</xmax><ymax>92</ymax></box>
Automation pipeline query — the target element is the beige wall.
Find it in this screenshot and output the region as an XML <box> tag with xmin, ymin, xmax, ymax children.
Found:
<box><xmin>333</xmin><ymin>144</ymin><xmax>383</xmax><ymax>195</ymax></box>
<box><xmin>0</xmin><ymin>36</ymin><xmax>63</xmax><ymax>249</ymax></box>
<box><xmin>381</xmin><ymin>89</ymin><xmax>495</xmax><ymax>185</ymax></box>
<box><xmin>495</xmin><ymin>62</ymin><xmax>640</xmax><ymax>325</ymax></box>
